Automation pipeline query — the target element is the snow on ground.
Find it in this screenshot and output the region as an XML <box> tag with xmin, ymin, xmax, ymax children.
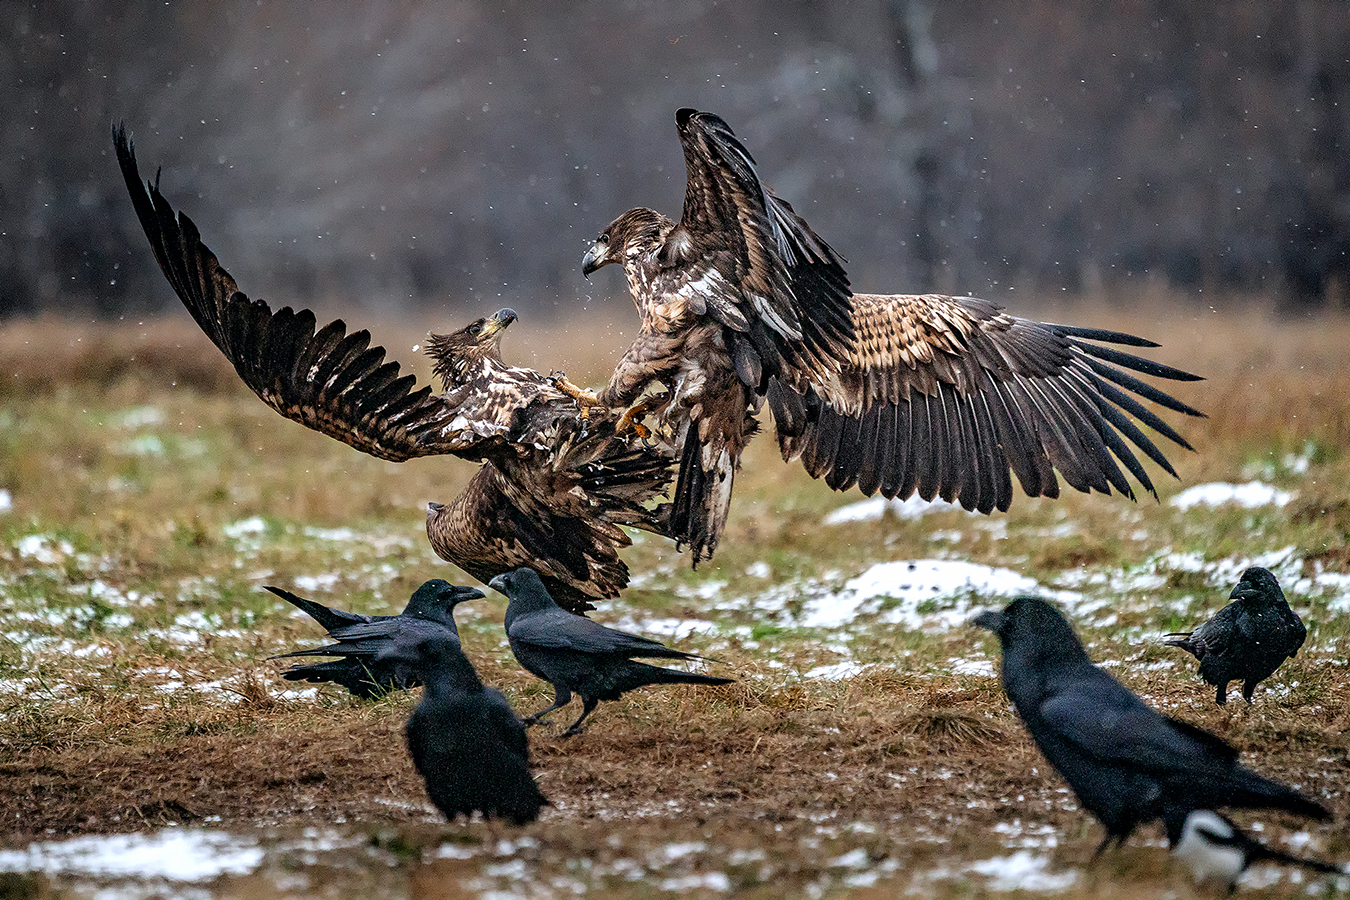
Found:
<box><xmin>0</xmin><ymin>489</ymin><xmax>11</xmax><ymax>513</ymax></box>
<box><xmin>1170</xmin><ymin>481</ymin><xmax>1293</xmax><ymax>509</ymax></box>
<box><xmin>967</xmin><ymin>851</ymin><xmax>1079</xmax><ymax>892</ymax></box>
<box><xmin>823</xmin><ymin>495</ymin><xmax>972</xmax><ymax>525</ymax></box>
<box><xmin>0</xmin><ymin>829</ymin><xmax>265</xmax><ymax>881</ymax></box>
<box><xmin>798</xmin><ymin>560</ymin><xmax>1074</xmax><ymax>631</ymax></box>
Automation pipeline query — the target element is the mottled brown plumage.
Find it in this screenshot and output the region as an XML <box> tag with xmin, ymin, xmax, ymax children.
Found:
<box><xmin>115</xmin><ymin>125</ymin><xmax>671</xmax><ymax>612</ymax></box>
<box><xmin>585</xmin><ymin>109</ymin><xmax>1205</xmax><ymax>563</ymax></box>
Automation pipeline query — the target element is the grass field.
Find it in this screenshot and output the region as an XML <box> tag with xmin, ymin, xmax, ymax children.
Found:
<box><xmin>0</xmin><ymin>298</ymin><xmax>1347</xmax><ymax>898</ymax></box>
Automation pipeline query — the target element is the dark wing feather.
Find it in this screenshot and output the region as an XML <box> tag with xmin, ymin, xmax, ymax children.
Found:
<box><xmin>114</xmin><ymin>125</ymin><xmax>476</xmax><ymax>462</ymax></box>
<box><xmin>786</xmin><ymin>293</ymin><xmax>1204</xmax><ymax>512</ymax></box>
<box><xmin>668</xmin><ymin>109</ymin><xmax>855</xmax><ymax>383</ymax></box>
<box><xmin>428</xmin><ymin>438</ymin><xmax>672</xmax><ymax>615</ymax></box>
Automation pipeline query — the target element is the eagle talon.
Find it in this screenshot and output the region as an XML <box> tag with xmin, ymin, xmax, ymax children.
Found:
<box><xmin>549</xmin><ymin>372</ymin><xmax>604</xmax><ymax>419</ymax></box>
<box><xmin>614</xmin><ymin>400</ymin><xmax>653</xmax><ymax>440</ymax></box>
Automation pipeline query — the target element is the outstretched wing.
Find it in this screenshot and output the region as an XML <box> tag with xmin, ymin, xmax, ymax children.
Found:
<box><xmin>114</xmin><ymin>125</ymin><xmax>484</xmax><ymax>462</ymax></box>
<box><xmin>774</xmin><ymin>293</ymin><xmax>1205</xmax><ymax>513</ymax></box>
<box><xmin>663</xmin><ymin>109</ymin><xmax>855</xmax><ymax>388</ymax></box>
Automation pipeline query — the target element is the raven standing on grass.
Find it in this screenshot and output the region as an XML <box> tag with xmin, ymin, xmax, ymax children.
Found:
<box><xmin>973</xmin><ymin>597</ymin><xmax>1328</xmax><ymax>854</ymax></box>
<box><xmin>378</xmin><ymin>631</ymin><xmax>548</xmax><ymax>825</ymax></box>
<box><xmin>1165</xmin><ymin>808</ymin><xmax>1343</xmax><ymax>891</ymax></box>
<box><xmin>269</xmin><ymin>579</ymin><xmax>482</xmax><ymax>698</ymax></box>
<box><xmin>490</xmin><ymin>568</ymin><xmax>733</xmax><ymax>736</ymax></box>
<box><xmin>1164</xmin><ymin>566</ymin><xmax>1306</xmax><ymax>705</ymax></box>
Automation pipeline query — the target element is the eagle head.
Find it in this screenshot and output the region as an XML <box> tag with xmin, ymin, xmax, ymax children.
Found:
<box><xmin>583</xmin><ymin>207</ymin><xmax>675</xmax><ymax>277</ymax></box>
<box><xmin>426</xmin><ymin>307</ymin><xmax>517</xmax><ymax>389</ymax></box>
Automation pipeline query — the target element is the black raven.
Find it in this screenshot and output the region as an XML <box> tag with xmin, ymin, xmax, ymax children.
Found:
<box><xmin>269</xmin><ymin>579</ymin><xmax>482</xmax><ymax>698</ymax></box>
<box><xmin>489</xmin><ymin>567</ymin><xmax>733</xmax><ymax>736</ymax></box>
<box><xmin>973</xmin><ymin>597</ymin><xmax>1328</xmax><ymax>853</ymax></box>
<box><xmin>1165</xmin><ymin>566</ymin><xmax>1307</xmax><ymax>705</ymax></box>
<box><xmin>1165</xmin><ymin>809</ymin><xmax>1342</xmax><ymax>890</ymax></box>
<box><xmin>378</xmin><ymin>630</ymin><xmax>548</xmax><ymax>825</ymax></box>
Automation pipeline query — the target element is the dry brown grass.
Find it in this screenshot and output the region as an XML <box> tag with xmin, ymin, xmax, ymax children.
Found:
<box><xmin>2</xmin><ymin>296</ymin><xmax>1349</xmax><ymax>897</ymax></box>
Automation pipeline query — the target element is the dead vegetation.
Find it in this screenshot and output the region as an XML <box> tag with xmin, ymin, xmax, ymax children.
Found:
<box><xmin>1</xmin><ymin>299</ymin><xmax>1349</xmax><ymax>897</ymax></box>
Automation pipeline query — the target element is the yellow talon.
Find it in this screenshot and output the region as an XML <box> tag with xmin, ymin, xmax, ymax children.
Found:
<box><xmin>614</xmin><ymin>400</ymin><xmax>652</xmax><ymax>439</ymax></box>
<box><xmin>549</xmin><ymin>372</ymin><xmax>603</xmax><ymax>418</ymax></box>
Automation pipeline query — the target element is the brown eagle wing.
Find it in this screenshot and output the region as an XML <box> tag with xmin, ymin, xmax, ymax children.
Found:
<box><xmin>774</xmin><ymin>293</ymin><xmax>1205</xmax><ymax>512</ymax></box>
<box><xmin>429</xmin><ymin>440</ymin><xmax>672</xmax><ymax>614</ymax></box>
<box><xmin>665</xmin><ymin>109</ymin><xmax>855</xmax><ymax>386</ymax></box>
<box><xmin>115</xmin><ymin>125</ymin><xmax>481</xmax><ymax>463</ymax></box>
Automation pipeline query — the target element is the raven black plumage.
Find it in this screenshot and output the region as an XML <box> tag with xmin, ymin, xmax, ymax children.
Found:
<box><xmin>490</xmin><ymin>568</ymin><xmax>733</xmax><ymax>736</ymax></box>
<box><xmin>270</xmin><ymin>579</ymin><xmax>482</xmax><ymax>698</ymax></box>
<box><xmin>380</xmin><ymin>631</ymin><xmax>548</xmax><ymax>825</ymax></box>
<box><xmin>973</xmin><ymin>597</ymin><xmax>1328</xmax><ymax>853</ymax></box>
<box><xmin>1165</xmin><ymin>809</ymin><xmax>1342</xmax><ymax>890</ymax></box>
<box><xmin>1165</xmin><ymin>566</ymin><xmax>1306</xmax><ymax>705</ymax></box>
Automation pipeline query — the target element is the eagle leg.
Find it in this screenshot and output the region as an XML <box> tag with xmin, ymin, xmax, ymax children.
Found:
<box><xmin>548</xmin><ymin>371</ymin><xmax>605</xmax><ymax>432</ymax></box>
<box><xmin>614</xmin><ymin>399</ymin><xmax>653</xmax><ymax>441</ymax></box>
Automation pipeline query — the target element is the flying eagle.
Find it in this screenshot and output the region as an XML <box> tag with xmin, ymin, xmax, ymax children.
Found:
<box><xmin>114</xmin><ymin>126</ymin><xmax>670</xmax><ymax>612</ymax></box>
<box><xmin>581</xmin><ymin>108</ymin><xmax>1205</xmax><ymax>563</ymax></box>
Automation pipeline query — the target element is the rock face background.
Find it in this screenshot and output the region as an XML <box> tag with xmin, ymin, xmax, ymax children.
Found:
<box><xmin>7</xmin><ymin>0</ymin><xmax>1349</xmax><ymax>318</ymax></box>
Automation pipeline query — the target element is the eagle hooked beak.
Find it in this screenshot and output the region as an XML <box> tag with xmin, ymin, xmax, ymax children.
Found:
<box><xmin>481</xmin><ymin>307</ymin><xmax>518</xmax><ymax>338</ymax></box>
<box><xmin>581</xmin><ymin>240</ymin><xmax>611</xmax><ymax>278</ymax></box>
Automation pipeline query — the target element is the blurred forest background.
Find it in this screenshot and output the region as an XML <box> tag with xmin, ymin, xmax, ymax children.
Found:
<box><xmin>5</xmin><ymin>0</ymin><xmax>1349</xmax><ymax>321</ymax></box>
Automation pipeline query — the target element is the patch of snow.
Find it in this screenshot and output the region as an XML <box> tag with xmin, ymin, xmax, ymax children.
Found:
<box><xmin>800</xmin><ymin>560</ymin><xmax>1074</xmax><ymax>631</ymax></box>
<box><xmin>292</xmin><ymin>573</ymin><xmax>340</xmax><ymax>593</ymax></box>
<box><xmin>823</xmin><ymin>495</ymin><xmax>969</xmax><ymax>525</ymax></box>
<box><xmin>804</xmin><ymin>661</ymin><xmax>868</xmax><ymax>680</ymax></box>
<box><xmin>745</xmin><ymin>561</ymin><xmax>771</xmax><ymax>579</ymax></box>
<box><xmin>611</xmin><ymin>616</ymin><xmax>717</xmax><ymax>642</ymax></box>
<box><xmin>659</xmin><ymin>872</ymin><xmax>731</xmax><ymax>891</ymax></box>
<box><xmin>949</xmin><ymin>657</ymin><xmax>995</xmax><ymax>677</ymax></box>
<box><xmin>1171</xmin><ymin>481</ymin><xmax>1292</xmax><ymax>509</ymax></box>
<box><xmin>223</xmin><ymin>517</ymin><xmax>268</xmax><ymax>540</ymax></box>
<box><xmin>0</xmin><ymin>829</ymin><xmax>264</xmax><ymax>881</ymax></box>
<box><xmin>15</xmin><ymin>534</ymin><xmax>74</xmax><ymax>565</ymax></box>
<box><xmin>0</xmin><ymin>489</ymin><xmax>10</xmax><ymax>513</ymax></box>
<box><xmin>968</xmin><ymin>851</ymin><xmax>1078</xmax><ymax>892</ymax></box>
<box><xmin>113</xmin><ymin>406</ymin><xmax>166</xmax><ymax>429</ymax></box>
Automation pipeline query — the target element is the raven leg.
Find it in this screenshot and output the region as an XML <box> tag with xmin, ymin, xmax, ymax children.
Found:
<box><xmin>522</xmin><ymin>687</ymin><xmax>572</xmax><ymax>726</ymax></box>
<box><xmin>561</xmin><ymin>697</ymin><xmax>600</xmax><ymax>737</ymax></box>
<box><xmin>1242</xmin><ymin>680</ymin><xmax>1257</xmax><ymax>703</ymax></box>
<box><xmin>1215</xmin><ymin>682</ymin><xmax>1228</xmax><ymax>705</ymax></box>
<box><xmin>1092</xmin><ymin>832</ymin><xmax>1126</xmax><ymax>859</ymax></box>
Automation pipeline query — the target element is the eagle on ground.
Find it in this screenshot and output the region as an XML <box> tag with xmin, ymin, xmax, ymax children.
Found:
<box><xmin>114</xmin><ymin>126</ymin><xmax>670</xmax><ymax>613</ymax></box>
<box><xmin>580</xmin><ymin>108</ymin><xmax>1206</xmax><ymax>563</ymax></box>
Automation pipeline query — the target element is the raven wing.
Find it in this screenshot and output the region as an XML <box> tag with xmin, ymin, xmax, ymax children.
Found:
<box><xmin>1038</xmin><ymin>681</ymin><xmax>1238</xmax><ymax>772</ymax></box>
<box><xmin>507</xmin><ymin>610</ymin><xmax>686</xmax><ymax>658</ymax></box>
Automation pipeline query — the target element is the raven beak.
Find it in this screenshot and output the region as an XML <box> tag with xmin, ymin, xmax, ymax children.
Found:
<box><xmin>488</xmin><ymin>573</ymin><xmax>509</xmax><ymax>594</ymax></box>
<box><xmin>581</xmin><ymin>240</ymin><xmax>609</xmax><ymax>278</ymax></box>
<box><xmin>480</xmin><ymin>307</ymin><xmax>517</xmax><ymax>339</ymax></box>
<box><xmin>456</xmin><ymin>587</ymin><xmax>486</xmax><ymax>601</ymax></box>
<box><xmin>970</xmin><ymin>610</ymin><xmax>1004</xmax><ymax>633</ymax></box>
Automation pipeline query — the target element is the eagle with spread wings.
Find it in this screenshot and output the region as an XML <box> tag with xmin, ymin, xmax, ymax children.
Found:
<box><xmin>580</xmin><ymin>109</ymin><xmax>1205</xmax><ymax>563</ymax></box>
<box><xmin>114</xmin><ymin>126</ymin><xmax>670</xmax><ymax>613</ymax></box>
